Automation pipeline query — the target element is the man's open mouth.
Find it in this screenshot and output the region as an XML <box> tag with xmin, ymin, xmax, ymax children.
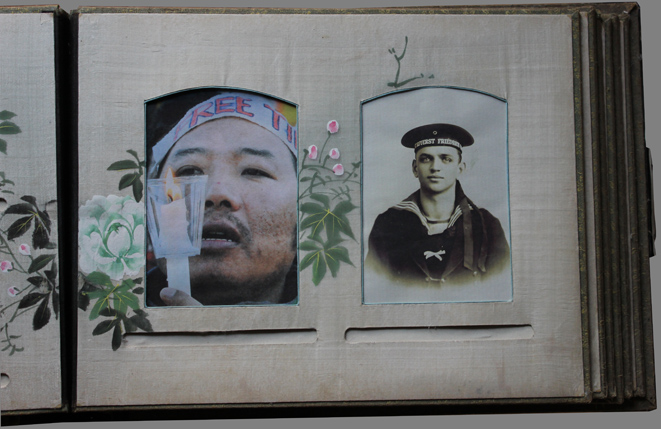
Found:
<box><xmin>202</xmin><ymin>224</ymin><xmax>242</xmax><ymax>245</ymax></box>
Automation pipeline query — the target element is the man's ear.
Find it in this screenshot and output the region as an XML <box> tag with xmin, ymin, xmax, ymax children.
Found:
<box><xmin>412</xmin><ymin>159</ymin><xmax>418</xmax><ymax>178</ymax></box>
<box><xmin>458</xmin><ymin>161</ymin><xmax>466</xmax><ymax>175</ymax></box>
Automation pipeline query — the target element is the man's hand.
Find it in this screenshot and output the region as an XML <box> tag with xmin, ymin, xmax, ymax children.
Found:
<box><xmin>159</xmin><ymin>288</ymin><xmax>202</xmax><ymax>306</ymax></box>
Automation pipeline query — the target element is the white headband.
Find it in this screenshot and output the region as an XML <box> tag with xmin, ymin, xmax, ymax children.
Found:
<box><xmin>149</xmin><ymin>92</ymin><xmax>297</xmax><ymax>177</ymax></box>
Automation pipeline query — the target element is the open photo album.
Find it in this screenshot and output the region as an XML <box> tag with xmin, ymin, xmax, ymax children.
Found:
<box><xmin>0</xmin><ymin>2</ymin><xmax>656</xmax><ymax>421</ymax></box>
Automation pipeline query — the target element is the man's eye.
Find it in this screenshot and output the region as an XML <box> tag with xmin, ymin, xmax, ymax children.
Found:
<box><xmin>176</xmin><ymin>166</ymin><xmax>204</xmax><ymax>176</ymax></box>
<box><xmin>242</xmin><ymin>168</ymin><xmax>273</xmax><ymax>179</ymax></box>
<box><xmin>442</xmin><ymin>156</ymin><xmax>453</xmax><ymax>163</ymax></box>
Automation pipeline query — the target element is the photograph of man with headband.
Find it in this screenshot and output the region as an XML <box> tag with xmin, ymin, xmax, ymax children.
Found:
<box><xmin>145</xmin><ymin>89</ymin><xmax>298</xmax><ymax>307</ymax></box>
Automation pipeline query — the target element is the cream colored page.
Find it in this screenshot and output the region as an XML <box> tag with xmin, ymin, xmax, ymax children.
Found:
<box><xmin>0</xmin><ymin>12</ymin><xmax>61</xmax><ymax>411</ymax></box>
<box><xmin>77</xmin><ymin>12</ymin><xmax>583</xmax><ymax>406</ymax></box>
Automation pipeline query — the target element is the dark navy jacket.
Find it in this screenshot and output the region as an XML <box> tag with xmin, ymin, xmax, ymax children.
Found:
<box><xmin>366</xmin><ymin>182</ymin><xmax>510</xmax><ymax>285</ymax></box>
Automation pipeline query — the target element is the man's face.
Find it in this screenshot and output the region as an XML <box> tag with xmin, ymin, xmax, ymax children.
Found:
<box><xmin>412</xmin><ymin>145</ymin><xmax>465</xmax><ymax>195</ymax></box>
<box><xmin>159</xmin><ymin>117</ymin><xmax>297</xmax><ymax>304</ymax></box>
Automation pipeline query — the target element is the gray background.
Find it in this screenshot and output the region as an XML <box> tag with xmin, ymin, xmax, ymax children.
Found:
<box><xmin>2</xmin><ymin>0</ymin><xmax>659</xmax><ymax>428</ymax></box>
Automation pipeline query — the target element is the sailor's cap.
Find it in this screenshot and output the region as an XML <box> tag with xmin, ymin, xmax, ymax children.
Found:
<box><xmin>401</xmin><ymin>123</ymin><xmax>474</xmax><ymax>153</ymax></box>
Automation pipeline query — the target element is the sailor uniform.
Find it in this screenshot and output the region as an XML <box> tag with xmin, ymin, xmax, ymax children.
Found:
<box><xmin>366</xmin><ymin>181</ymin><xmax>510</xmax><ymax>285</ymax></box>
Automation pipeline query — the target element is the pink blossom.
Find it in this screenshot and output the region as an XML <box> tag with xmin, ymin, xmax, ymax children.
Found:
<box><xmin>329</xmin><ymin>148</ymin><xmax>340</xmax><ymax>159</ymax></box>
<box><xmin>307</xmin><ymin>145</ymin><xmax>318</xmax><ymax>160</ymax></box>
<box><xmin>7</xmin><ymin>287</ymin><xmax>18</xmax><ymax>297</ymax></box>
<box><xmin>1</xmin><ymin>261</ymin><xmax>12</xmax><ymax>273</ymax></box>
<box><xmin>18</xmin><ymin>243</ymin><xmax>30</xmax><ymax>256</ymax></box>
<box><xmin>332</xmin><ymin>164</ymin><xmax>344</xmax><ymax>176</ymax></box>
<box><xmin>327</xmin><ymin>120</ymin><xmax>339</xmax><ymax>134</ymax></box>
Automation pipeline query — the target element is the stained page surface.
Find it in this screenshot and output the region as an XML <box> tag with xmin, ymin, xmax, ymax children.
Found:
<box><xmin>0</xmin><ymin>11</ymin><xmax>62</xmax><ymax>411</ymax></box>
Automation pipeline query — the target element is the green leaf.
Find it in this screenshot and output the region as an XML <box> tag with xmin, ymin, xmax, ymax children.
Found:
<box><xmin>299</xmin><ymin>250</ymin><xmax>319</xmax><ymax>271</ymax></box>
<box><xmin>115</xmin><ymin>279</ymin><xmax>134</xmax><ymax>293</ymax></box>
<box><xmin>32</xmin><ymin>219</ymin><xmax>50</xmax><ymax>249</ymax></box>
<box><xmin>18</xmin><ymin>292</ymin><xmax>47</xmax><ymax>309</ymax></box>
<box><xmin>32</xmin><ymin>297</ymin><xmax>51</xmax><ymax>330</ymax></box>
<box><xmin>122</xmin><ymin>316</ymin><xmax>137</xmax><ymax>333</ymax></box>
<box><xmin>52</xmin><ymin>289</ymin><xmax>60</xmax><ymax>319</ymax></box>
<box><xmin>324</xmin><ymin>212</ymin><xmax>351</xmax><ymax>243</ymax></box>
<box><xmin>111</xmin><ymin>324</ymin><xmax>123</xmax><ymax>351</ymax></box>
<box><xmin>333</xmin><ymin>200</ymin><xmax>357</xmax><ymax>217</ymax></box>
<box><xmin>107</xmin><ymin>160</ymin><xmax>139</xmax><ymax>171</ymax></box>
<box><xmin>5</xmin><ymin>203</ymin><xmax>34</xmax><ymax>215</ymax></box>
<box><xmin>113</xmin><ymin>294</ymin><xmax>128</xmax><ymax>316</ymax></box>
<box><xmin>20</xmin><ymin>195</ymin><xmax>37</xmax><ymax>207</ymax></box>
<box><xmin>28</xmin><ymin>254</ymin><xmax>56</xmax><ymax>273</ymax></box>
<box><xmin>326</xmin><ymin>251</ymin><xmax>341</xmax><ymax>277</ymax></box>
<box><xmin>300</xmin><ymin>212</ymin><xmax>328</xmax><ymax>239</ymax></box>
<box><xmin>118</xmin><ymin>173</ymin><xmax>138</xmax><ymax>190</ymax></box>
<box><xmin>6</xmin><ymin>216</ymin><xmax>32</xmax><ymax>240</ymax></box>
<box><xmin>132</xmin><ymin>177</ymin><xmax>143</xmax><ymax>202</ymax></box>
<box><xmin>324</xmin><ymin>216</ymin><xmax>344</xmax><ymax>243</ymax></box>
<box><xmin>27</xmin><ymin>276</ymin><xmax>46</xmax><ymax>287</ymax></box>
<box><xmin>0</xmin><ymin>121</ymin><xmax>21</xmax><ymax>135</ymax></box>
<box><xmin>113</xmin><ymin>290</ymin><xmax>140</xmax><ymax>312</ymax></box>
<box><xmin>0</xmin><ymin>111</ymin><xmax>16</xmax><ymax>120</ymax></box>
<box><xmin>336</xmin><ymin>214</ymin><xmax>356</xmax><ymax>241</ymax></box>
<box><xmin>300</xmin><ymin>176</ymin><xmax>312</xmax><ymax>182</ymax></box>
<box><xmin>92</xmin><ymin>319</ymin><xmax>119</xmax><ymax>336</ymax></box>
<box><xmin>99</xmin><ymin>307</ymin><xmax>118</xmax><ymax>318</ymax></box>
<box><xmin>309</xmin><ymin>193</ymin><xmax>330</xmax><ymax>209</ymax></box>
<box><xmin>84</xmin><ymin>288</ymin><xmax>113</xmax><ymax>300</ymax></box>
<box><xmin>311</xmin><ymin>252</ymin><xmax>327</xmax><ymax>286</ymax></box>
<box><xmin>299</xmin><ymin>202</ymin><xmax>325</xmax><ymax>214</ymax></box>
<box><xmin>89</xmin><ymin>295</ymin><xmax>110</xmax><ymax>321</ymax></box>
<box><xmin>45</xmin><ymin>261</ymin><xmax>57</xmax><ymax>283</ymax></box>
<box><xmin>126</xmin><ymin>149</ymin><xmax>139</xmax><ymax>159</ymax></box>
<box><xmin>0</xmin><ymin>139</ymin><xmax>6</xmax><ymax>155</ymax></box>
<box><xmin>36</xmin><ymin>208</ymin><xmax>52</xmax><ymax>233</ymax></box>
<box><xmin>77</xmin><ymin>289</ymin><xmax>90</xmax><ymax>311</ymax></box>
<box><xmin>132</xmin><ymin>287</ymin><xmax>144</xmax><ymax>294</ymax></box>
<box><xmin>129</xmin><ymin>314</ymin><xmax>153</xmax><ymax>332</ymax></box>
<box><xmin>326</xmin><ymin>245</ymin><xmax>354</xmax><ymax>266</ymax></box>
<box><xmin>85</xmin><ymin>271</ymin><xmax>114</xmax><ymax>288</ymax></box>
<box><xmin>299</xmin><ymin>240</ymin><xmax>321</xmax><ymax>251</ymax></box>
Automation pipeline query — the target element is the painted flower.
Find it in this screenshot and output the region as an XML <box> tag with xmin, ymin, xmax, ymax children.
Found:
<box><xmin>329</xmin><ymin>148</ymin><xmax>340</xmax><ymax>159</ymax></box>
<box><xmin>327</xmin><ymin>120</ymin><xmax>339</xmax><ymax>134</ymax></box>
<box><xmin>1</xmin><ymin>261</ymin><xmax>12</xmax><ymax>273</ymax></box>
<box><xmin>7</xmin><ymin>286</ymin><xmax>18</xmax><ymax>297</ymax></box>
<box><xmin>18</xmin><ymin>244</ymin><xmax>30</xmax><ymax>256</ymax></box>
<box><xmin>332</xmin><ymin>164</ymin><xmax>344</xmax><ymax>176</ymax></box>
<box><xmin>307</xmin><ymin>145</ymin><xmax>318</xmax><ymax>160</ymax></box>
<box><xmin>79</xmin><ymin>195</ymin><xmax>145</xmax><ymax>280</ymax></box>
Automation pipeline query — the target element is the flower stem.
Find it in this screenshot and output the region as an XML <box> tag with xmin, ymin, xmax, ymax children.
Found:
<box><xmin>0</xmin><ymin>233</ymin><xmax>27</xmax><ymax>273</ymax></box>
<box><xmin>319</xmin><ymin>133</ymin><xmax>332</xmax><ymax>161</ymax></box>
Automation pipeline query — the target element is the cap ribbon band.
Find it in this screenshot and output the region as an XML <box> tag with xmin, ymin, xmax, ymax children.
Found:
<box><xmin>414</xmin><ymin>138</ymin><xmax>461</xmax><ymax>150</ymax></box>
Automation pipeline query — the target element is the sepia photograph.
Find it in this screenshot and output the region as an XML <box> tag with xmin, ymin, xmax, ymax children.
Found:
<box><xmin>362</xmin><ymin>86</ymin><xmax>512</xmax><ymax>303</ymax></box>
